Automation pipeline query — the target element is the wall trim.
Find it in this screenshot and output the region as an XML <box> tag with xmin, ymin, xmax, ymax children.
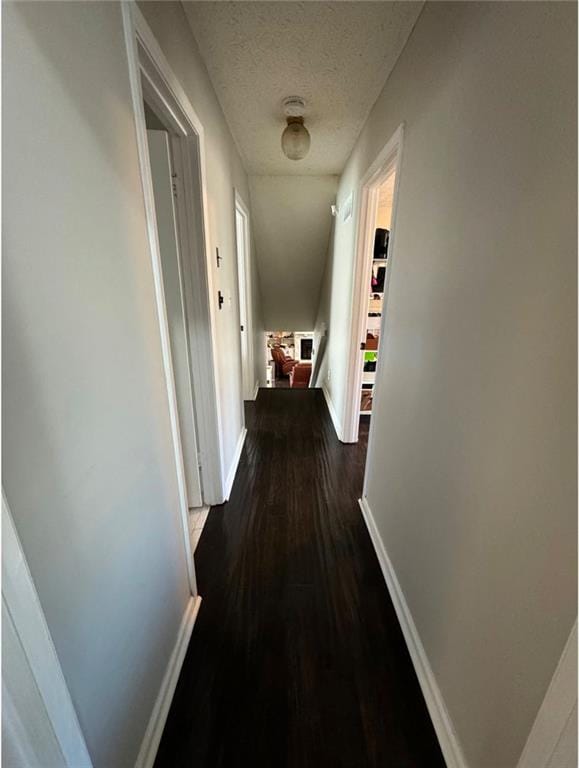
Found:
<box><xmin>124</xmin><ymin>2</ymin><xmax>225</xmax><ymax>510</ymax></box>
<box><xmin>343</xmin><ymin>124</ymin><xmax>405</xmax><ymax>447</ymax></box>
<box><xmin>234</xmin><ymin>189</ymin><xmax>255</xmax><ymax>403</ymax></box>
<box><xmin>517</xmin><ymin>619</ymin><xmax>577</xmax><ymax>768</ymax></box>
<box><xmin>253</xmin><ymin>380</ymin><xmax>260</xmax><ymax>400</ymax></box>
<box><xmin>322</xmin><ymin>385</ymin><xmax>342</xmax><ymax>441</ymax></box>
<box><xmin>358</xmin><ymin>495</ymin><xmax>467</xmax><ymax>768</ymax></box>
<box><xmin>2</xmin><ymin>494</ymin><xmax>93</xmax><ymax>767</ymax></box>
<box><xmin>122</xmin><ymin>0</ymin><xmax>200</xmax><ymax>595</ymax></box>
<box><xmin>135</xmin><ymin>595</ymin><xmax>201</xmax><ymax>768</ymax></box>
<box><xmin>224</xmin><ymin>427</ymin><xmax>247</xmax><ymax>501</ymax></box>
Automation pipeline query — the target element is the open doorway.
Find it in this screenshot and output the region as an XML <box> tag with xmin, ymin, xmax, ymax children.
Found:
<box><xmin>343</xmin><ymin>126</ymin><xmax>403</xmax><ymax>451</ymax></box>
<box><xmin>360</xmin><ymin>172</ymin><xmax>395</xmax><ymax>418</ymax></box>
<box><xmin>144</xmin><ymin>104</ymin><xmax>215</xmax><ymax>552</ymax></box>
<box><xmin>145</xmin><ymin>108</ymin><xmax>203</xmax><ymax>514</ymax></box>
<box><xmin>123</xmin><ymin>4</ymin><xmax>228</xmax><ymax>588</ymax></box>
<box><xmin>234</xmin><ymin>192</ymin><xmax>255</xmax><ymax>401</ymax></box>
<box><xmin>266</xmin><ymin>331</ymin><xmax>314</xmax><ymax>388</ymax></box>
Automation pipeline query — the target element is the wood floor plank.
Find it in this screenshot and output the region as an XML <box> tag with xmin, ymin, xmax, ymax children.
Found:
<box><xmin>154</xmin><ymin>388</ymin><xmax>445</xmax><ymax>768</ymax></box>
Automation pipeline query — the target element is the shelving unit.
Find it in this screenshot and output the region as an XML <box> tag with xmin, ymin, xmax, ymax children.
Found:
<box><xmin>360</xmin><ymin>384</ymin><xmax>374</xmax><ymax>416</ymax></box>
<box><xmin>359</xmin><ymin>257</ymin><xmax>387</xmax><ymax>416</ymax></box>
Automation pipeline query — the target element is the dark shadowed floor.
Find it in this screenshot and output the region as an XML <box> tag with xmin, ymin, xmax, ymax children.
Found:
<box><xmin>155</xmin><ymin>388</ymin><xmax>445</xmax><ymax>768</ymax></box>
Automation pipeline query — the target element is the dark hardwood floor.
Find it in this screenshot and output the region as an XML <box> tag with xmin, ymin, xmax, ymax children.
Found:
<box><xmin>155</xmin><ymin>388</ymin><xmax>445</xmax><ymax>768</ymax></box>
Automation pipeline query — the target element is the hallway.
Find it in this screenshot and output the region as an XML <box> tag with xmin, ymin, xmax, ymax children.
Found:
<box><xmin>155</xmin><ymin>389</ymin><xmax>444</xmax><ymax>767</ymax></box>
<box><xmin>3</xmin><ymin>2</ymin><xmax>576</xmax><ymax>766</ymax></box>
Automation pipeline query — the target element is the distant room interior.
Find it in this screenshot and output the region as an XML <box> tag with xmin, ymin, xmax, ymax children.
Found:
<box><xmin>266</xmin><ymin>331</ymin><xmax>314</xmax><ymax>388</ymax></box>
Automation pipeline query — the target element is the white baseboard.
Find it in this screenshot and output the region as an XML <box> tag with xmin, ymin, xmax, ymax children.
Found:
<box><xmin>224</xmin><ymin>427</ymin><xmax>247</xmax><ymax>501</ymax></box>
<box><xmin>358</xmin><ymin>496</ymin><xmax>467</xmax><ymax>768</ymax></box>
<box><xmin>135</xmin><ymin>595</ymin><xmax>201</xmax><ymax>768</ymax></box>
<box><xmin>322</xmin><ymin>385</ymin><xmax>342</xmax><ymax>441</ymax></box>
<box><xmin>253</xmin><ymin>380</ymin><xmax>259</xmax><ymax>400</ymax></box>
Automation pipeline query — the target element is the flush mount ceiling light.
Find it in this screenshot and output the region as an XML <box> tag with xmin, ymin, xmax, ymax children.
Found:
<box><xmin>281</xmin><ymin>96</ymin><xmax>311</xmax><ymax>161</ymax></box>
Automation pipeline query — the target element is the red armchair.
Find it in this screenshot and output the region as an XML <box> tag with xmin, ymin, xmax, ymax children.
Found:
<box><xmin>271</xmin><ymin>346</ymin><xmax>298</xmax><ymax>378</ymax></box>
<box><xmin>289</xmin><ymin>363</ymin><xmax>312</xmax><ymax>388</ymax></box>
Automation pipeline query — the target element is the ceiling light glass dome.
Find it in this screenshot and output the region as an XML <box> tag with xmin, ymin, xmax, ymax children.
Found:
<box><xmin>281</xmin><ymin>97</ymin><xmax>311</xmax><ymax>161</ymax></box>
<box><xmin>281</xmin><ymin>117</ymin><xmax>311</xmax><ymax>161</ymax></box>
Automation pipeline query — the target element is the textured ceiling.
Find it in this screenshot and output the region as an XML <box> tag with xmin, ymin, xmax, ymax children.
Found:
<box><xmin>180</xmin><ymin>2</ymin><xmax>422</xmax><ymax>329</ymax></box>
<box><xmin>249</xmin><ymin>176</ymin><xmax>338</xmax><ymax>329</ymax></box>
<box><xmin>183</xmin><ymin>1</ymin><xmax>424</xmax><ymax>175</ymax></box>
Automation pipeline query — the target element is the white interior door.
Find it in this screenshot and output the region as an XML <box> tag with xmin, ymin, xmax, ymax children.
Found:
<box><xmin>147</xmin><ymin>129</ymin><xmax>202</xmax><ymax>508</ymax></box>
<box><xmin>235</xmin><ymin>203</ymin><xmax>252</xmax><ymax>400</ymax></box>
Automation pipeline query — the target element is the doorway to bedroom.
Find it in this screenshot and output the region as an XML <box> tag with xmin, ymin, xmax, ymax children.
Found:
<box><xmin>359</xmin><ymin>171</ymin><xmax>395</xmax><ymax>418</ymax></box>
<box><xmin>342</xmin><ymin>126</ymin><xmax>403</xmax><ymax>454</ymax></box>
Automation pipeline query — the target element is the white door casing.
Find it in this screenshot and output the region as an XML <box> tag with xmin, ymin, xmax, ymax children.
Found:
<box><xmin>342</xmin><ymin>124</ymin><xmax>404</xmax><ymax>448</ymax></box>
<box><xmin>234</xmin><ymin>191</ymin><xmax>254</xmax><ymax>401</ymax></box>
<box><xmin>123</xmin><ymin>1</ymin><xmax>226</xmax><ymax>511</ymax></box>
<box><xmin>517</xmin><ymin>620</ymin><xmax>577</xmax><ymax>768</ymax></box>
<box><xmin>2</xmin><ymin>494</ymin><xmax>93</xmax><ymax>767</ymax></box>
<box><xmin>147</xmin><ymin>129</ymin><xmax>203</xmax><ymax>508</ymax></box>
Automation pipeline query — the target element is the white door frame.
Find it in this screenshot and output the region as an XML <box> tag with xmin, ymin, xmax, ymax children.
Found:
<box><xmin>2</xmin><ymin>493</ymin><xmax>93</xmax><ymax>767</ymax></box>
<box><xmin>146</xmin><ymin>129</ymin><xmax>203</xmax><ymax>510</ymax></box>
<box><xmin>123</xmin><ymin>3</ymin><xmax>226</xmax><ymax>525</ymax></box>
<box><xmin>234</xmin><ymin>190</ymin><xmax>255</xmax><ymax>401</ymax></box>
<box><xmin>517</xmin><ymin>619</ymin><xmax>577</xmax><ymax>768</ymax></box>
<box><xmin>342</xmin><ymin>124</ymin><xmax>405</xmax><ymax>447</ymax></box>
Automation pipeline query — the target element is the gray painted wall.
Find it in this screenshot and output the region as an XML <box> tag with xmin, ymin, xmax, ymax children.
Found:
<box><xmin>249</xmin><ymin>175</ymin><xmax>337</xmax><ymax>330</ymax></box>
<box><xmin>316</xmin><ymin>2</ymin><xmax>577</xmax><ymax>765</ymax></box>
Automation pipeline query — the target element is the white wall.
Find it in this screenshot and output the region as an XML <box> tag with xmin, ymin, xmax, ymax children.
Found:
<box><xmin>139</xmin><ymin>0</ymin><xmax>264</xmax><ymax>445</ymax></box>
<box><xmin>312</xmin><ymin>222</ymin><xmax>335</xmax><ymax>392</ymax></box>
<box><xmin>249</xmin><ymin>175</ymin><xmax>338</xmax><ymax>330</ymax></box>
<box><xmin>317</xmin><ymin>2</ymin><xmax>577</xmax><ymax>766</ymax></box>
<box><xmin>376</xmin><ymin>174</ymin><xmax>395</xmax><ymax>231</ymax></box>
<box><xmin>2</xmin><ymin>3</ymin><xmax>192</xmax><ymax>766</ymax></box>
<box><xmin>250</xmin><ymin>222</ymin><xmax>265</xmax><ymax>390</ymax></box>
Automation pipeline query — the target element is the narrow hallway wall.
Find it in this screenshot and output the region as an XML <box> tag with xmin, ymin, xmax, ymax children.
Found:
<box><xmin>318</xmin><ymin>2</ymin><xmax>577</xmax><ymax>765</ymax></box>
<box><xmin>3</xmin><ymin>3</ymin><xmax>192</xmax><ymax>765</ymax></box>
